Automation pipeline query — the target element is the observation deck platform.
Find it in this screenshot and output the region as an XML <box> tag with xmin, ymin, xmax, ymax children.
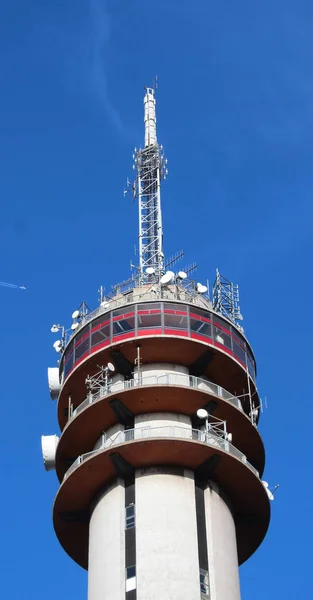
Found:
<box><xmin>56</xmin><ymin>374</ymin><xmax>265</xmax><ymax>481</ymax></box>
<box><xmin>57</xmin><ymin>293</ymin><xmax>259</xmax><ymax>429</ymax></box>
<box><xmin>53</xmin><ymin>427</ymin><xmax>270</xmax><ymax>570</ymax></box>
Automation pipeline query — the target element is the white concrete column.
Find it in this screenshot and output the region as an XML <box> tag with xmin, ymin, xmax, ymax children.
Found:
<box><xmin>204</xmin><ymin>483</ymin><xmax>241</xmax><ymax>600</ymax></box>
<box><xmin>110</xmin><ymin>372</ymin><xmax>126</xmax><ymax>393</ymax></box>
<box><xmin>134</xmin><ymin>362</ymin><xmax>189</xmax><ymax>386</ymax></box>
<box><xmin>135</xmin><ymin>412</ymin><xmax>191</xmax><ymax>429</ymax></box>
<box><xmin>88</xmin><ymin>481</ymin><xmax>125</xmax><ymax>600</ymax></box>
<box><xmin>134</xmin><ymin>412</ymin><xmax>192</xmax><ymax>441</ymax></box>
<box><xmin>93</xmin><ymin>423</ymin><xmax>125</xmax><ymax>451</ymax></box>
<box><xmin>136</xmin><ymin>469</ymin><xmax>200</xmax><ymax>600</ymax></box>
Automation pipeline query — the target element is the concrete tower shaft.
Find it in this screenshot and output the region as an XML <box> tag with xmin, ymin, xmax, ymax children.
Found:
<box><xmin>43</xmin><ymin>86</ymin><xmax>271</xmax><ymax>600</ymax></box>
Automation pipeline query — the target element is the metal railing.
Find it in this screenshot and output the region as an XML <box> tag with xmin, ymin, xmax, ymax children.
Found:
<box><xmin>63</xmin><ymin>425</ymin><xmax>259</xmax><ymax>481</ymax></box>
<box><xmin>65</xmin><ymin>287</ymin><xmax>213</xmax><ymax>341</ymax></box>
<box><xmin>70</xmin><ymin>373</ymin><xmax>244</xmax><ymax>421</ymax></box>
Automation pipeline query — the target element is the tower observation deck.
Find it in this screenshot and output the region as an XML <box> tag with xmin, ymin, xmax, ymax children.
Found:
<box><xmin>42</xmin><ymin>85</ymin><xmax>271</xmax><ymax>600</ymax></box>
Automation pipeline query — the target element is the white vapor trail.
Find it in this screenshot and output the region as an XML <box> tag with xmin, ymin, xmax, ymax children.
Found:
<box><xmin>88</xmin><ymin>0</ymin><xmax>124</xmax><ymax>132</ymax></box>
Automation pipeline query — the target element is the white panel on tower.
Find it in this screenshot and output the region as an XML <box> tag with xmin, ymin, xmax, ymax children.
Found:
<box><xmin>144</xmin><ymin>89</ymin><xmax>157</xmax><ymax>147</ymax></box>
<box><xmin>41</xmin><ymin>435</ymin><xmax>59</xmax><ymax>471</ymax></box>
<box><xmin>47</xmin><ymin>367</ymin><xmax>61</xmax><ymax>400</ymax></box>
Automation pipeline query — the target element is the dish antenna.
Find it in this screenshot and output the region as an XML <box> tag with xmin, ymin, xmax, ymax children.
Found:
<box><xmin>160</xmin><ymin>270</ymin><xmax>174</xmax><ymax>285</ymax></box>
<box><xmin>107</xmin><ymin>362</ymin><xmax>115</xmax><ymax>373</ymax></box>
<box><xmin>261</xmin><ymin>481</ymin><xmax>274</xmax><ymax>501</ymax></box>
<box><xmin>41</xmin><ymin>435</ymin><xmax>59</xmax><ymax>471</ymax></box>
<box><xmin>47</xmin><ymin>367</ymin><xmax>61</xmax><ymax>401</ymax></box>
<box><xmin>71</xmin><ymin>322</ymin><xmax>79</xmax><ymax>331</ymax></box>
<box><xmin>53</xmin><ymin>340</ymin><xmax>62</xmax><ymax>354</ymax></box>
<box><xmin>177</xmin><ymin>271</ymin><xmax>187</xmax><ymax>280</ymax></box>
<box><xmin>196</xmin><ymin>408</ymin><xmax>209</xmax><ymax>419</ymax></box>
<box><xmin>101</xmin><ymin>302</ymin><xmax>110</xmax><ymax>309</ymax></box>
<box><xmin>197</xmin><ymin>282</ymin><xmax>208</xmax><ymax>294</ymax></box>
<box><xmin>72</xmin><ymin>309</ymin><xmax>80</xmax><ymax>319</ymax></box>
<box><xmin>51</xmin><ymin>325</ymin><xmax>59</xmax><ymax>333</ymax></box>
<box><xmin>146</xmin><ymin>267</ymin><xmax>155</xmax><ymax>275</ymax></box>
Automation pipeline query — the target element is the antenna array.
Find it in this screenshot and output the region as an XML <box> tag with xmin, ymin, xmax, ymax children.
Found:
<box><xmin>212</xmin><ymin>269</ymin><xmax>243</xmax><ymax>326</ymax></box>
<box><xmin>128</xmin><ymin>87</ymin><xmax>168</xmax><ymax>284</ymax></box>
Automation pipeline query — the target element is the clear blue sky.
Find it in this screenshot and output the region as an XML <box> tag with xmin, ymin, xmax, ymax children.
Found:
<box><xmin>0</xmin><ymin>1</ymin><xmax>311</xmax><ymax>598</ymax></box>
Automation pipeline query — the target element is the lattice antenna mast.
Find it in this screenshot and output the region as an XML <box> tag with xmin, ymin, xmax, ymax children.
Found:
<box><xmin>132</xmin><ymin>86</ymin><xmax>168</xmax><ymax>284</ymax></box>
<box><xmin>212</xmin><ymin>269</ymin><xmax>243</xmax><ymax>326</ymax></box>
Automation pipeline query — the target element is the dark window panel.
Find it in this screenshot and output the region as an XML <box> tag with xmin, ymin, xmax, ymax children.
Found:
<box><xmin>213</xmin><ymin>326</ymin><xmax>232</xmax><ymax>350</ymax></box>
<box><xmin>138</xmin><ymin>313</ymin><xmax>161</xmax><ymax>328</ymax></box>
<box><xmin>164</xmin><ymin>313</ymin><xmax>188</xmax><ymax>329</ymax></box>
<box><xmin>189</xmin><ymin>307</ymin><xmax>211</xmax><ymax>320</ymax></box>
<box><xmin>64</xmin><ymin>353</ymin><xmax>74</xmax><ymax>378</ymax></box>
<box><xmin>112</xmin><ymin>305</ymin><xmax>135</xmax><ymax>318</ymax></box>
<box><xmin>213</xmin><ymin>315</ymin><xmax>231</xmax><ymax>333</ymax></box>
<box><xmin>113</xmin><ymin>317</ymin><xmax>135</xmax><ymax>335</ymax></box>
<box><xmin>190</xmin><ymin>319</ymin><xmax>212</xmax><ymax>337</ymax></box>
<box><xmin>233</xmin><ymin>341</ymin><xmax>246</xmax><ymax>365</ymax></box>
<box><xmin>75</xmin><ymin>337</ymin><xmax>90</xmax><ymax>361</ymax></box>
<box><xmin>126</xmin><ymin>565</ymin><xmax>136</xmax><ymax>579</ymax></box>
<box><xmin>91</xmin><ymin>324</ymin><xmax>110</xmax><ymax>347</ymax></box>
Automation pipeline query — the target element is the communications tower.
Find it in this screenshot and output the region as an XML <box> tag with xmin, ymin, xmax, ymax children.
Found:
<box><xmin>42</xmin><ymin>85</ymin><xmax>271</xmax><ymax>600</ymax></box>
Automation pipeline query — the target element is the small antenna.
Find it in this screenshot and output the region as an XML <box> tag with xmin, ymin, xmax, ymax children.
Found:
<box><xmin>98</xmin><ymin>286</ymin><xmax>105</xmax><ymax>304</ymax></box>
<box><xmin>183</xmin><ymin>262</ymin><xmax>198</xmax><ymax>276</ymax></box>
<box><xmin>124</xmin><ymin>177</ymin><xmax>137</xmax><ymax>202</ymax></box>
<box><xmin>165</xmin><ymin>250</ymin><xmax>184</xmax><ymax>270</ymax></box>
<box><xmin>261</xmin><ymin>481</ymin><xmax>280</xmax><ymax>501</ymax></box>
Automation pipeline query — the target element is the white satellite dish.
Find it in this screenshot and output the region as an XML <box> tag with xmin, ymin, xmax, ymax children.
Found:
<box><xmin>197</xmin><ymin>282</ymin><xmax>208</xmax><ymax>294</ymax></box>
<box><xmin>41</xmin><ymin>434</ymin><xmax>59</xmax><ymax>471</ymax></box>
<box><xmin>177</xmin><ymin>271</ymin><xmax>187</xmax><ymax>280</ymax></box>
<box><xmin>72</xmin><ymin>309</ymin><xmax>80</xmax><ymax>319</ymax></box>
<box><xmin>47</xmin><ymin>367</ymin><xmax>61</xmax><ymax>401</ymax></box>
<box><xmin>53</xmin><ymin>340</ymin><xmax>63</xmax><ymax>354</ymax></box>
<box><xmin>261</xmin><ymin>481</ymin><xmax>274</xmax><ymax>501</ymax></box>
<box><xmin>107</xmin><ymin>362</ymin><xmax>115</xmax><ymax>372</ymax></box>
<box><xmin>196</xmin><ymin>408</ymin><xmax>209</xmax><ymax>420</ymax></box>
<box><xmin>160</xmin><ymin>270</ymin><xmax>175</xmax><ymax>285</ymax></box>
<box><xmin>226</xmin><ymin>433</ymin><xmax>233</xmax><ymax>443</ymax></box>
<box><xmin>146</xmin><ymin>267</ymin><xmax>155</xmax><ymax>275</ymax></box>
<box><xmin>71</xmin><ymin>322</ymin><xmax>79</xmax><ymax>330</ymax></box>
<box><xmin>101</xmin><ymin>302</ymin><xmax>110</xmax><ymax>309</ymax></box>
<box><xmin>51</xmin><ymin>325</ymin><xmax>59</xmax><ymax>333</ymax></box>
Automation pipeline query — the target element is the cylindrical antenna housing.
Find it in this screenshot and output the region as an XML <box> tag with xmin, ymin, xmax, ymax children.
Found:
<box><xmin>144</xmin><ymin>88</ymin><xmax>157</xmax><ymax>147</ymax></box>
